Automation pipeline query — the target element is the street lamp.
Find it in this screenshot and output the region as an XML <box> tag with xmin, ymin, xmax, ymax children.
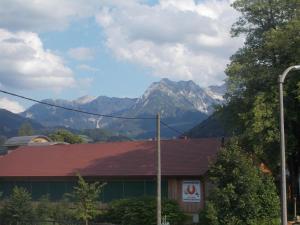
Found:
<box><xmin>278</xmin><ymin>65</ymin><xmax>300</xmax><ymax>225</ymax></box>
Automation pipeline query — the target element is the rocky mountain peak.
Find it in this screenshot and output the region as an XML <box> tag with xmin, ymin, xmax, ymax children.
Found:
<box><xmin>74</xmin><ymin>95</ymin><xmax>96</xmax><ymax>105</ymax></box>
<box><xmin>137</xmin><ymin>78</ymin><xmax>225</xmax><ymax>115</ymax></box>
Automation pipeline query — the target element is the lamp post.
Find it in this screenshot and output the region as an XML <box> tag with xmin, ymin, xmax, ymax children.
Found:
<box><xmin>278</xmin><ymin>65</ymin><xmax>300</xmax><ymax>225</ymax></box>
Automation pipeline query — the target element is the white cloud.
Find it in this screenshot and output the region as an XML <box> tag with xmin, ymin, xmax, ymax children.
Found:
<box><xmin>0</xmin><ymin>29</ymin><xmax>76</xmax><ymax>90</ymax></box>
<box><xmin>78</xmin><ymin>77</ymin><xmax>94</xmax><ymax>88</ymax></box>
<box><xmin>96</xmin><ymin>0</ymin><xmax>243</xmax><ymax>86</ymax></box>
<box><xmin>77</xmin><ymin>64</ymin><xmax>99</xmax><ymax>72</ymax></box>
<box><xmin>0</xmin><ymin>0</ymin><xmax>102</xmax><ymax>32</ymax></box>
<box><xmin>0</xmin><ymin>97</ymin><xmax>25</xmax><ymax>113</ymax></box>
<box><xmin>68</xmin><ymin>47</ymin><xmax>95</xmax><ymax>61</ymax></box>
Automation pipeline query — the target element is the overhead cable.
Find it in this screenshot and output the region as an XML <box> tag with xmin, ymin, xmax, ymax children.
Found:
<box><xmin>0</xmin><ymin>89</ymin><xmax>185</xmax><ymax>136</ymax></box>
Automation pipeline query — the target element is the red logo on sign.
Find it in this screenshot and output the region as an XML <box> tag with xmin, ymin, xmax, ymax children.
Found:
<box><xmin>186</xmin><ymin>184</ymin><xmax>196</xmax><ymax>195</ymax></box>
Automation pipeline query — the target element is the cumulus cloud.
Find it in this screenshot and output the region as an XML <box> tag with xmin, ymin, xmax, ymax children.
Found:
<box><xmin>78</xmin><ymin>77</ymin><xmax>94</xmax><ymax>88</ymax></box>
<box><xmin>0</xmin><ymin>29</ymin><xmax>76</xmax><ymax>90</ymax></box>
<box><xmin>96</xmin><ymin>0</ymin><xmax>243</xmax><ymax>86</ymax></box>
<box><xmin>0</xmin><ymin>0</ymin><xmax>102</xmax><ymax>32</ymax></box>
<box><xmin>0</xmin><ymin>97</ymin><xmax>25</xmax><ymax>113</ymax></box>
<box><xmin>77</xmin><ymin>64</ymin><xmax>99</xmax><ymax>72</ymax></box>
<box><xmin>68</xmin><ymin>47</ymin><xmax>95</xmax><ymax>61</ymax></box>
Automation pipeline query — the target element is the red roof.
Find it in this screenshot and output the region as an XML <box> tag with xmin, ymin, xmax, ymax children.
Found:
<box><xmin>0</xmin><ymin>138</ymin><xmax>221</xmax><ymax>178</ymax></box>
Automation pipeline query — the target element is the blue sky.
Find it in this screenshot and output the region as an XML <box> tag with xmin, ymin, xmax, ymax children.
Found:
<box><xmin>40</xmin><ymin>17</ymin><xmax>156</xmax><ymax>99</ymax></box>
<box><xmin>0</xmin><ymin>0</ymin><xmax>243</xmax><ymax>113</ymax></box>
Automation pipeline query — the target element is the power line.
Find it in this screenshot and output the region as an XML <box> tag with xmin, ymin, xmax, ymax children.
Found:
<box><xmin>0</xmin><ymin>89</ymin><xmax>154</xmax><ymax>120</ymax></box>
<box><xmin>160</xmin><ymin>120</ymin><xmax>185</xmax><ymax>136</ymax></box>
<box><xmin>0</xmin><ymin>89</ymin><xmax>185</xmax><ymax>136</ymax></box>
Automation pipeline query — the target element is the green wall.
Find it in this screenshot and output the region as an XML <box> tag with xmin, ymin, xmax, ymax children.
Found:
<box><xmin>0</xmin><ymin>179</ymin><xmax>168</xmax><ymax>202</ymax></box>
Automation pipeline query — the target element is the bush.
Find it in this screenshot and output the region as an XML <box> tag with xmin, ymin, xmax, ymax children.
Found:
<box><xmin>35</xmin><ymin>195</ymin><xmax>52</xmax><ymax>221</ymax></box>
<box><xmin>162</xmin><ymin>199</ymin><xmax>186</xmax><ymax>225</ymax></box>
<box><xmin>50</xmin><ymin>200</ymin><xmax>76</xmax><ymax>223</ymax></box>
<box><xmin>104</xmin><ymin>197</ymin><xmax>186</xmax><ymax>225</ymax></box>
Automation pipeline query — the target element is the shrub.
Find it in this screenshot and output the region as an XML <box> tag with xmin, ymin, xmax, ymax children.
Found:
<box><xmin>105</xmin><ymin>197</ymin><xmax>186</xmax><ymax>225</ymax></box>
<box><xmin>50</xmin><ymin>199</ymin><xmax>76</xmax><ymax>223</ymax></box>
<box><xmin>35</xmin><ymin>195</ymin><xmax>52</xmax><ymax>221</ymax></box>
<box><xmin>1</xmin><ymin>186</ymin><xmax>35</xmax><ymax>225</ymax></box>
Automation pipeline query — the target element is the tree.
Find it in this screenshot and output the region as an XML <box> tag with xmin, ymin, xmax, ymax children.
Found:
<box><xmin>68</xmin><ymin>174</ymin><xmax>105</xmax><ymax>225</ymax></box>
<box><xmin>49</xmin><ymin>129</ymin><xmax>84</xmax><ymax>144</ymax></box>
<box><xmin>220</xmin><ymin>0</ymin><xmax>300</xmax><ymax>200</ymax></box>
<box><xmin>2</xmin><ymin>186</ymin><xmax>35</xmax><ymax>225</ymax></box>
<box><xmin>18</xmin><ymin>122</ymin><xmax>34</xmax><ymax>136</ymax></box>
<box><xmin>200</xmin><ymin>140</ymin><xmax>280</xmax><ymax>225</ymax></box>
<box><xmin>0</xmin><ymin>136</ymin><xmax>7</xmax><ymax>146</ymax></box>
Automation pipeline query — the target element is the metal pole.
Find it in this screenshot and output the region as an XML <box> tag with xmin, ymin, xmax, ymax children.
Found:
<box><xmin>157</xmin><ymin>113</ymin><xmax>161</xmax><ymax>225</ymax></box>
<box><xmin>278</xmin><ymin>65</ymin><xmax>300</xmax><ymax>225</ymax></box>
<box><xmin>279</xmin><ymin>80</ymin><xmax>288</xmax><ymax>225</ymax></box>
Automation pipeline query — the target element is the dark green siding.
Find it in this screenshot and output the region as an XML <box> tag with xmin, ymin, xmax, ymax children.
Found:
<box><xmin>0</xmin><ymin>179</ymin><xmax>168</xmax><ymax>202</ymax></box>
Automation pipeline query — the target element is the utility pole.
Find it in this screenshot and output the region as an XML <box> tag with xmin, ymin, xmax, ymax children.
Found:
<box><xmin>157</xmin><ymin>113</ymin><xmax>161</xmax><ymax>225</ymax></box>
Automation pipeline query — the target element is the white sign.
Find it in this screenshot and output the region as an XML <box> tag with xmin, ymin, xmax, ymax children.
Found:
<box><xmin>182</xmin><ymin>180</ymin><xmax>201</xmax><ymax>202</ymax></box>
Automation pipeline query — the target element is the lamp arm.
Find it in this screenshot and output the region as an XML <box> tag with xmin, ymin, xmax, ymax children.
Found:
<box><xmin>279</xmin><ymin>65</ymin><xmax>300</xmax><ymax>83</ymax></box>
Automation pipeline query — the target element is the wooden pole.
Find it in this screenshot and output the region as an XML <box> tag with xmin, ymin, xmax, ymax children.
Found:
<box><xmin>157</xmin><ymin>113</ymin><xmax>161</xmax><ymax>225</ymax></box>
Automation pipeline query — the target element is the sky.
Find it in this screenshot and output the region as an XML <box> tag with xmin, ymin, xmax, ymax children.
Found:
<box><xmin>0</xmin><ymin>0</ymin><xmax>243</xmax><ymax>113</ymax></box>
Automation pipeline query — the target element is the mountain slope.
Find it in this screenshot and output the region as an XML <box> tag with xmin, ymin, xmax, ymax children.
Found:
<box><xmin>0</xmin><ymin>109</ymin><xmax>44</xmax><ymax>137</ymax></box>
<box><xmin>22</xmin><ymin>79</ymin><xmax>225</xmax><ymax>139</ymax></box>
<box><xmin>186</xmin><ymin>113</ymin><xmax>226</xmax><ymax>138</ymax></box>
<box><xmin>22</xmin><ymin>96</ymin><xmax>137</xmax><ymax>130</ymax></box>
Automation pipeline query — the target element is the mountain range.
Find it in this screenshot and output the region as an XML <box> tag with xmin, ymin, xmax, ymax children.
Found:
<box><xmin>21</xmin><ymin>78</ymin><xmax>226</xmax><ymax>139</ymax></box>
<box><xmin>0</xmin><ymin>109</ymin><xmax>44</xmax><ymax>138</ymax></box>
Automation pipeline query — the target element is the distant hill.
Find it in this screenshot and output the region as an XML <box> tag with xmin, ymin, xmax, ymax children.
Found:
<box><xmin>21</xmin><ymin>79</ymin><xmax>226</xmax><ymax>139</ymax></box>
<box><xmin>0</xmin><ymin>109</ymin><xmax>130</xmax><ymax>143</ymax></box>
<box><xmin>0</xmin><ymin>109</ymin><xmax>44</xmax><ymax>137</ymax></box>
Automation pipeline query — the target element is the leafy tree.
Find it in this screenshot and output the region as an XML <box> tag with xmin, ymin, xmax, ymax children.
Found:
<box><xmin>200</xmin><ymin>140</ymin><xmax>280</xmax><ymax>225</ymax></box>
<box><xmin>218</xmin><ymin>0</ymin><xmax>300</xmax><ymax>200</ymax></box>
<box><xmin>49</xmin><ymin>129</ymin><xmax>84</xmax><ymax>144</ymax></box>
<box><xmin>2</xmin><ymin>186</ymin><xmax>35</xmax><ymax>225</ymax></box>
<box><xmin>18</xmin><ymin>122</ymin><xmax>34</xmax><ymax>136</ymax></box>
<box><xmin>68</xmin><ymin>174</ymin><xmax>105</xmax><ymax>225</ymax></box>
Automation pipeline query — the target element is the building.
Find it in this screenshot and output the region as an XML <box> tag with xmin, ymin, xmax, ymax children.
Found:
<box><xmin>0</xmin><ymin>138</ymin><xmax>221</xmax><ymax>217</ymax></box>
<box><xmin>2</xmin><ymin>135</ymin><xmax>69</xmax><ymax>155</ymax></box>
<box><xmin>4</xmin><ymin>135</ymin><xmax>53</xmax><ymax>150</ymax></box>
